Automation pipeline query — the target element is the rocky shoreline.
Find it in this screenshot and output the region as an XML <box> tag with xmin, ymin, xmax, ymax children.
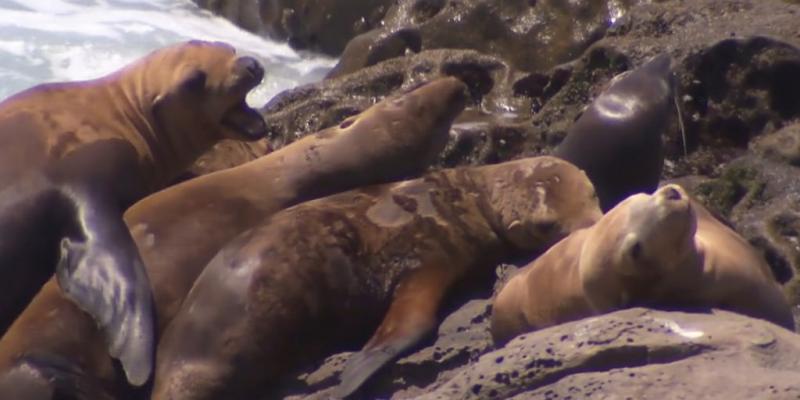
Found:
<box><xmin>193</xmin><ymin>0</ymin><xmax>800</xmax><ymax>398</ymax></box>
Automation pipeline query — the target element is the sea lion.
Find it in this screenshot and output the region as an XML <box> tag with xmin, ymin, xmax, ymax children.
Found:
<box><xmin>151</xmin><ymin>156</ymin><xmax>602</xmax><ymax>400</ymax></box>
<box><xmin>0</xmin><ymin>77</ymin><xmax>468</xmax><ymax>398</ymax></box>
<box><xmin>0</xmin><ymin>39</ymin><xmax>267</xmax><ymax>386</ymax></box>
<box><xmin>491</xmin><ymin>184</ymin><xmax>795</xmax><ymax>345</ymax></box>
<box><xmin>554</xmin><ymin>53</ymin><xmax>674</xmax><ymax>211</ymax></box>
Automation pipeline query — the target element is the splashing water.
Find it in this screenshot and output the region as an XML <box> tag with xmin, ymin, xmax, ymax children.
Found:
<box><xmin>0</xmin><ymin>0</ymin><xmax>337</xmax><ymax>107</ymax></box>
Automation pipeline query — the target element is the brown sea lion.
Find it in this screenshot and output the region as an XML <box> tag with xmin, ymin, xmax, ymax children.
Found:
<box><xmin>0</xmin><ymin>77</ymin><xmax>467</xmax><ymax>398</ymax></box>
<box><xmin>151</xmin><ymin>156</ymin><xmax>602</xmax><ymax>400</ymax></box>
<box><xmin>554</xmin><ymin>53</ymin><xmax>674</xmax><ymax>211</ymax></box>
<box><xmin>0</xmin><ymin>40</ymin><xmax>266</xmax><ymax>385</ymax></box>
<box><xmin>491</xmin><ymin>184</ymin><xmax>795</xmax><ymax>345</ymax></box>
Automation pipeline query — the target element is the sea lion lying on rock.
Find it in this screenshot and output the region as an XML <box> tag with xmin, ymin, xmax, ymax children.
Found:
<box><xmin>0</xmin><ymin>40</ymin><xmax>267</xmax><ymax>385</ymax></box>
<box><xmin>491</xmin><ymin>184</ymin><xmax>795</xmax><ymax>345</ymax></box>
<box><xmin>152</xmin><ymin>156</ymin><xmax>602</xmax><ymax>400</ymax></box>
<box><xmin>0</xmin><ymin>77</ymin><xmax>468</xmax><ymax>399</ymax></box>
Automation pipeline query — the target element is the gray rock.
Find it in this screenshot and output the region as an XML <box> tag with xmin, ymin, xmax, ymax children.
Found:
<box><xmin>418</xmin><ymin>308</ymin><xmax>800</xmax><ymax>400</ymax></box>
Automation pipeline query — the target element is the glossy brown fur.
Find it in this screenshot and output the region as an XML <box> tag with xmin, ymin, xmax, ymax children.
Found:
<box><xmin>0</xmin><ymin>77</ymin><xmax>467</xmax><ymax>398</ymax></box>
<box><xmin>152</xmin><ymin>156</ymin><xmax>602</xmax><ymax>400</ymax></box>
<box><xmin>0</xmin><ymin>40</ymin><xmax>266</xmax><ymax>389</ymax></box>
<box><xmin>491</xmin><ymin>184</ymin><xmax>795</xmax><ymax>345</ymax></box>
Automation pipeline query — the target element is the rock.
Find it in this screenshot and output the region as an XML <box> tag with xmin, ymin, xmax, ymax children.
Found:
<box><xmin>752</xmin><ymin>122</ymin><xmax>800</xmax><ymax>166</ymax></box>
<box><xmin>193</xmin><ymin>0</ymin><xmax>264</xmax><ymax>32</ymax></box>
<box><xmin>279</xmin><ymin>299</ymin><xmax>494</xmax><ymax>400</ymax></box>
<box><xmin>418</xmin><ymin>308</ymin><xmax>800</xmax><ymax>400</ymax></box>
<box><xmin>330</xmin><ymin>0</ymin><xmax>654</xmax><ymax>77</ymax></box>
<box><xmin>193</xmin><ymin>0</ymin><xmax>393</xmax><ymax>55</ymax></box>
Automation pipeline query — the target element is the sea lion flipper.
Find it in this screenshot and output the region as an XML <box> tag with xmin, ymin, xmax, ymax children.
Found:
<box><xmin>336</xmin><ymin>268</ymin><xmax>447</xmax><ymax>397</ymax></box>
<box><xmin>55</xmin><ymin>200</ymin><xmax>154</xmax><ymax>387</ymax></box>
<box><xmin>335</xmin><ymin>329</ymin><xmax>425</xmax><ymax>398</ymax></box>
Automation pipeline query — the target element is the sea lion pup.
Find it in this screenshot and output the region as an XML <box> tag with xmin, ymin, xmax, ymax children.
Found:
<box><xmin>491</xmin><ymin>184</ymin><xmax>795</xmax><ymax>345</ymax></box>
<box><xmin>0</xmin><ymin>77</ymin><xmax>468</xmax><ymax>398</ymax></box>
<box><xmin>554</xmin><ymin>53</ymin><xmax>674</xmax><ymax>211</ymax></box>
<box><xmin>0</xmin><ymin>40</ymin><xmax>267</xmax><ymax>385</ymax></box>
<box><xmin>152</xmin><ymin>156</ymin><xmax>602</xmax><ymax>400</ymax></box>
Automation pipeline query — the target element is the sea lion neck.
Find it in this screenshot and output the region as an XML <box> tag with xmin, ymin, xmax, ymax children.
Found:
<box><xmin>456</xmin><ymin>166</ymin><xmax>513</xmax><ymax>247</ymax></box>
<box><xmin>109</xmin><ymin>63</ymin><xmax>215</xmax><ymax>190</ymax></box>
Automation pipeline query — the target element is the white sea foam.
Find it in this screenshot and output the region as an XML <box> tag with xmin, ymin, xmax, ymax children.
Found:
<box><xmin>0</xmin><ymin>0</ymin><xmax>336</xmax><ymax>106</ymax></box>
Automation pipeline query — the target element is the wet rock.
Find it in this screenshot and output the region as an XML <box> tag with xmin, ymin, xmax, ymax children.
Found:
<box><xmin>330</xmin><ymin>0</ymin><xmax>653</xmax><ymax>77</ymax></box>
<box><xmin>193</xmin><ymin>0</ymin><xmax>393</xmax><ymax>55</ymax></box>
<box><xmin>418</xmin><ymin>308</ymin><xmax>800</xmax><ymax>400</ymax></box>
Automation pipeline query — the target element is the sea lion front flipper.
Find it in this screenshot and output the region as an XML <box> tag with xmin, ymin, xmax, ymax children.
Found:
<box><xmin>55</xmin><ymin>192</ymin><xmax>154</xmax><ymax>387</ymax></box>
<box><xmin>336</xmin><ymin>266</ymin><xmax>452</xmax><ymax>398</ymax></box>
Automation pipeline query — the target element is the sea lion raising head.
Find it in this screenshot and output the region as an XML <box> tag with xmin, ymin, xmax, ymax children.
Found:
<box><xmin>0</xmin><ymin>40</ymin><xmax>266</xmax><ymax>386</ymax></box>
<box><xmin>554</xmin><ymin>53</ymin><xmax>674</xmax><ymax>211</ymax></box>
<box><xmin>491</xmin><ymin>184</ymin><xmax>794</xmax><ymax>345</ymax></box>
<box><xmin>0</xmin><ymin>77</ymin><xmax>467</xmax><ymax>399</ymax></box>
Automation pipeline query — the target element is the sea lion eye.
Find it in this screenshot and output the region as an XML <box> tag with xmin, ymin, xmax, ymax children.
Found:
<box><xmin>339</xmin><ymin>119</ymin><xmax>355</xmax><ymax>129</ymax></box>
<box><xmin>630</xmin><ymin>242</ymin><xmax>643</xmax><ymax>260</ymax></box>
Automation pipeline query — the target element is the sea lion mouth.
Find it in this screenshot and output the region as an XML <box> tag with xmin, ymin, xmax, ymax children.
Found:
<box><xmin>221</xmin><ymin>101</ymin><xmax>267</xmax><ymax>140</ymax></box>
<box><xmin>232</xmin><ymin>56</ymin><xmax>265</xmax><ymax>90</ymax></box>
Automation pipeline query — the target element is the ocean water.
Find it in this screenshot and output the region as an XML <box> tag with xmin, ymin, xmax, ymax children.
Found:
<box><xmin>0</xmin><ymin>0</ymin><xmax>336</xmax><ymax>107</ymax></box>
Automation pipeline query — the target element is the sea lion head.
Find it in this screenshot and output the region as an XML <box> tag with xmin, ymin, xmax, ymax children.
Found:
<box><xmin>121</xmin><ymin>40</ymin><xmax>268</xmax><ymax>147</ymax></box>
<box><xmin>481</xmin><ymin>156</ymin><xmax>602</xmax><ymax>253</ymax></box>
<box><xmin>336</xmin><ymin>76</ymin><xmax>468</xmax><ymax>167</ymax></box>
<box><xmin>580</xmin><ymin>184</ymin><xmax>697</xmax><ymax>308</ymax></box>
<box><xmin>596</xmin><ymin>53</ymin><xmax>674</xmax><ymax>123</ymax></box>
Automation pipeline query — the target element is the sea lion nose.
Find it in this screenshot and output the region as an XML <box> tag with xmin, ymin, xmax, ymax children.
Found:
<box><xmin>662</xmin><ymin>186</ymin><xmax>682</xmax><ymax>201</ymax></box>
<box><xmin>235</xmin><ymin>56</ymin><xmax>264</xmax><ymax>83</ymax></box>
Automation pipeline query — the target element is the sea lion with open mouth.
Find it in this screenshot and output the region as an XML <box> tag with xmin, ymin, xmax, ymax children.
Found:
<box><xmin>0</xmin><ymin>40</ymin><xmax>267</xmax><ymax>386</ymax></box>
<box><xmin>0</xmin><ymin>77</ymin><xmax>468</xmax><ymax>399</ymax></box>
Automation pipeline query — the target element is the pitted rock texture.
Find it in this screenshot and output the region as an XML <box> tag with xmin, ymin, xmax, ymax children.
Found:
<box><xmin>280</xmin><ymin>299</ymin><xmax>494</xmax><ymax>400</ymax></box>
<box><xmin>418</xmin><ymin>308</ymin><xmax>800</xmax><ymax>400</ymax></box>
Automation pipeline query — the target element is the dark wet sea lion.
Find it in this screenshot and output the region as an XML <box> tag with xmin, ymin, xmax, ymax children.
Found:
<box><xmin>0</xmin><ymin>40</ymin><xmax>267</xmax><ymax>386</ymax></box>
<box><xmin>0</xmin><ymin>77</ymin><xmax>468</xmax><ymax>399</ymax></box>
<box><xmin>151</xmin><ymin>156</ymin><xmax>602</xmax><ymax>400</ymax></box>
<box><xmin>491</xmin><ymin>184</ymin><xmax>795</xmax><ymax>345</ymax></box>
<box><xmin>554</xmin><ymin>53</ymin><xmax>674</xmax><ymax>211</ymax></box>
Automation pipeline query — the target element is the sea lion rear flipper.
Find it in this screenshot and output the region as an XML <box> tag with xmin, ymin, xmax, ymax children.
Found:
<box><xmin>336</xmin><ymin>267</ymin><xmax>451</xmax><ymax>398</ymax></box>
<box><xmin>56</xmin><ymin>195</ymin><xmax>154</xmax><ymax>387</ymax></box>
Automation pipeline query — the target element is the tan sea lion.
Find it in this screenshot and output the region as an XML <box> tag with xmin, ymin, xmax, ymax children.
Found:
<box><xmin>0</xmin><ymin>77</ymin><xmax>468</xmax><ymax>398</ymax></box>
<box><xmin>491</xmin><ymin>184</ymin><xmax>795</xmax><ymax>345</ymax></box>
<box><xmin>554</xmin><ymin>54</ymin><xmax>674</xmax><ymax>211</ymax></box>
<box><xmin>151</xmin><ymin>156</ymin><xmax>602</xmax><ymax>400</ymax></box>
<box><xmin>0</xmin><ymin>40</ymin><xmax>266</xmax><ymax>385</ymax></box>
